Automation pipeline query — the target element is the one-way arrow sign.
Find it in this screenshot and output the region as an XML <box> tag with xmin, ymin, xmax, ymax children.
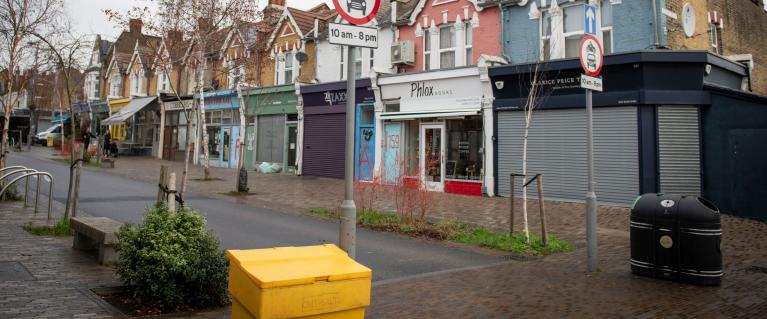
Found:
<box><xmin>585</xmin><ymin>4</ymin><xmax>597</xmax><ymax>36</ymax></box>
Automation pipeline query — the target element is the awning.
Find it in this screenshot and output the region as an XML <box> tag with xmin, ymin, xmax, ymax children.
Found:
<box><xmin>379</xmin><ymin>109</ymin><xmax>480</xmax><ymax>120</ymax></box>
<box><xmin>101</xmin><ymin>96</ymin><xmax>157</xmax><ymax>126</ymax></box>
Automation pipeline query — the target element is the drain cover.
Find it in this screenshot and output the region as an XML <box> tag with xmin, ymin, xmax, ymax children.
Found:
<box><xmin>0</xmin><ymin>261</ymin><xmax>36</xmax><ymax>281</ymax></box>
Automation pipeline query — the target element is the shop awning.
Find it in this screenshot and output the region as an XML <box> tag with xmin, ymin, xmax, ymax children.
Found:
<box><xmin>101</xmin><ymin>96</ymin><xmax>156</xmax><ymax>126</ymax></box>
<box><xmin>379</xmin><ymin>109</ymin><xmax>480</xmax><ymax>120</ymax></box>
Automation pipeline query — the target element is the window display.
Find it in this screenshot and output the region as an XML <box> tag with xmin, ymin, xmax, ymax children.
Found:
<box><xmin>446</xmin><ymin>116</ymin><xmax>482</xmax><ymax>181</ymax></box>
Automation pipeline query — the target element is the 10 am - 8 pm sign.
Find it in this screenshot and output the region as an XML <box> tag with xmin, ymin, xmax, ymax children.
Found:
<box><xmin>332</xmin><ymin>0</ymin><xmax>381</xmax><ymax>25</ymax></box>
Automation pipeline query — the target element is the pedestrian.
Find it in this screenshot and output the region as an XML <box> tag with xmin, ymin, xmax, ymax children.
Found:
<box><xmin>103</xmin><ymin>130</ymin><xmax>111</xmax><ymax>158</ymax></box>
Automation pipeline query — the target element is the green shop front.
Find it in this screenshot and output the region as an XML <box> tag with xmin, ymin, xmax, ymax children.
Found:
<box><xmin>244</xmin><ymin>84</ymin><xmax>298</xmax><ymax>173</ymax></box>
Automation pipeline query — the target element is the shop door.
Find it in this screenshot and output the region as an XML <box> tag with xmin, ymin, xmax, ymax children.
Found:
<box><xmin>163</xmin><ymin>127</ymin><xmax>177</xmax><ymax>160</ymax></box>
<box><xmin>356</xmin><ymin>127</ymin><xmax>375</xmax><ymax>181</ymax></box>
<box><xmin>286</xmin><ymin>124</ymin><xmax>297</xmax><ymax>170</ymax></box>
<box><xmin>383</xmin><ymin>123</ymin><xmax>401</xmax><ymax>184</ymax></box>
<box><xmin>420</xmin><ymin>123</ymin><xmax>445</xmax><ymax>192</ymax></box>
<box><xmin>222</xmin><ymin>127</ymin><xmax>231</xmax><ymax>165</ymax></box>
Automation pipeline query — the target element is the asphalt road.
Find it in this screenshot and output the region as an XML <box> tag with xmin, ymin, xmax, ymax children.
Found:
<box><xmin>9</xmin><ymin>152</ymin><xmax>503</xmax><ymax>281</ymax></box>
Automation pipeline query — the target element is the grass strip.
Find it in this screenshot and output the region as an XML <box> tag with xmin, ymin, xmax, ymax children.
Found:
<box><xmin>24</xmin><ymin>218</ymin><xmax>71</xmax><ymax>236</ymax></box>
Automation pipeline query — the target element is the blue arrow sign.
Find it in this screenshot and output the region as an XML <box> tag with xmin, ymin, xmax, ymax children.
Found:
<box><xmin>585</xmin><ymin>4</ymin><xmax>598</xmax><ymax>36</ymax></box>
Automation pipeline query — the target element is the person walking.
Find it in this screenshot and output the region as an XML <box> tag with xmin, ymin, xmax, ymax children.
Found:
<box><xmin>103</xmin><ymin>130</ymin><xmax>111</xmax><ymax>158</ymax></box>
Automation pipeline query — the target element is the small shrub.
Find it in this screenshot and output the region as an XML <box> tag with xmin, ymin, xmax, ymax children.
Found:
<box><xmin>115</xmin><ymin>205</ymin><xmax>229</xmax><ymax>308</ymax></box>
<box><xmin>24</xmin><ymin>218</ymin><xmax>71</xmax><ymax>236</ymax></box>
<box><xmin>1</xmin><ymin>184</ymin><xmax>22</xmax><ymax>201</ymax></box>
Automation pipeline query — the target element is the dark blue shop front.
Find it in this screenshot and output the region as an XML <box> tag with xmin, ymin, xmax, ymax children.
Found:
<box><xmin>489</xmin><ymin>50</ymin><xmax>766</xmax><ymax>219</ymax></box>
<box><xmin>300</xmin><ymin>79</ymin><xmax>376</xmax><ymax>180</ymax></box>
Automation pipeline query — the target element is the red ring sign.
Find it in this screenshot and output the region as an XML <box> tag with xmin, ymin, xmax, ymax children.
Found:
<box><xmin>332</xmin><ymin>0</ymin><xmax>381</xmax><ymax>25</ymax></box>
<box><xmin>579</xmin><ymin>35</ymin><xmax>603</xmax><ymax>77</ymax></box>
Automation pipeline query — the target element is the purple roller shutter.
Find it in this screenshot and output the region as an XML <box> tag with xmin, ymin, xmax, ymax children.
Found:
<box><xmin>302</xmin><ymin>113</ymin><xmax>345</xmax><ymax>179</ymax></box>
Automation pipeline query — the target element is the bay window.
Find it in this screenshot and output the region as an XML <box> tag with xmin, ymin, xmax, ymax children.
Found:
<box><xmin>439</xmin><ymin>25</ymin><xmax>456</xmax><ymax>68</ymax></box>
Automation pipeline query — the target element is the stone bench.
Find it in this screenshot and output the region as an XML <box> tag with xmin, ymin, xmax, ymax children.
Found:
<box><xmin>71</xmin><ymin>217</ymin><xmax>124</xmax><ymax>265</ymax></box>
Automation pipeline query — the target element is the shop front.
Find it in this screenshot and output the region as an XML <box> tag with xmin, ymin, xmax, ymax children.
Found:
<box><xmin>489</xmin><ymin>50</ymin><xmax>757</xmax><ymax>210</ymax></box>
<box><xmin>298</xmin><ymin>79</ymin><xmax>376</xmax><ymax>180</ymax></box>
<box><xmin>245</xmin><ymin>85</ymin><xmax>298</xmax><ymax>173</ymax></box>
<box><xmin>102</xmin><ymin>96</ymin><xmax>160</xmax><ymax>156</ymax></box>
<box><xmin>199</xmin><ymin>89</ymin><xmax>241</xmax><ymax>168</ymax></box>
<box><xmin>159</xmin><ymin>96</ymin><xmax>195</xmax><ymax>161</ymax></box>
<box><xmin>372</xmin><ymin>67</ymin><xmax>495</xmax><ymax>196</ymax></box>
<box><xmin>89</xmin><ymin>101</ymin><xmax>110</xmax><ymax>135</ymax></box>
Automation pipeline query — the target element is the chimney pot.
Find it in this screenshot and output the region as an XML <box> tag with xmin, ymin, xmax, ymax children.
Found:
<box><xmin>129</xmin><ymin>19</ymin><xmax>143</xmax><ymax>33</ymax></box>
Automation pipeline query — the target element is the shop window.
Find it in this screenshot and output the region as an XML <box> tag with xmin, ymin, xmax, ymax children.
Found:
<box><xmin>207</xmin><ymin>127</ymin><xmax>221</xmax><ymax>159</ymax></box>
<box><xmin>404</xmin><ymin>121</ymin><xmax>420</xmax><ymax>177</ymax></box>
<box><xmin>439</xmin><ymin>25</ymin><xmax>456</xmax><ymax>68</ymax></box>
<box><xmin>287</xmin><ymin>113</ymin><xmax>299</xmax><ymax>122</ymax></box>
<box><xmin>178</xmin><ymin>126</ymin><xmax>187</xmax><ymax>150</ymax></box>
<box><xmin>446</xmin><ymin>116</ymin><xmax>482</xmax><ymax>181</ymax></box>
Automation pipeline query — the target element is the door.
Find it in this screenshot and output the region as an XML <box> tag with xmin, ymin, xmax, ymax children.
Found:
<box><xmin>420</xmin><ymin>123</ymin><xmax>445</xmax><ymax>192</ymax></box>
<box><xmin>162</xmin><ymin>126</ymin><xmax>176</xmax><ymax>160</ymax></box>
<box><xmin>729</xmin><ymin>129</ymin><xmax>767</xmax><ymax>219</ymax></box>
<box><xmin>383</xmin><ymin>123</ymin><xmax>401</xmax><ymax>184</ymax></box>
<box><xmin>356</xmin><ymin>104</ymin><xmax>376</xmax><ymax>182</ymax></box>
<box><xmin>222</xmin><ymin>127</ymin><xmax>231</xmax><ymax>165</ymax></box>
<box><xmin>356</xmin><ymin>127</ymin><xmax>375</xmax><ymax>181</ymax></box>
<box><xmin>286</xmin><ymin>124</ymin><xmax>298</xmax><ymax>172</ymax></box>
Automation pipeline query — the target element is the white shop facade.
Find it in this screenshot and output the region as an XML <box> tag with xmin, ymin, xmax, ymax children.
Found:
<box><xmin>371</xmin><ymin>66</ymin><xmax>496</xmax><ymax>196</ymax></box>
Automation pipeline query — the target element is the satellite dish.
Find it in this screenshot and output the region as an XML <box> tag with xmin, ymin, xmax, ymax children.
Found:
<box><xmin>296</xmin><ymin>51</ymin><xmax>308</xmax><ymax>64</ymax></box>
<box><xmin>682</xmin><ymin>3</ymin><xmax>696</xmax><ymax>38</ymax></box>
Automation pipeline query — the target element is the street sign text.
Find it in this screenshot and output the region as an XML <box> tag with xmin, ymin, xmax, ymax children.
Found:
<box><xmin>580</xmin><ymin>74</ymin><xmax>603</xmax><ymax>92</ymax></box>
<box><xmin>329</xmin><ymin>23</ymin><xmax>379</xmax><ymax>48</ymax></box>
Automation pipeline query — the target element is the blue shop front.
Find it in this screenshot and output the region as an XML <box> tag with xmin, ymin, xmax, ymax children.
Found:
<box><xmin>199</xmin><ymin>89</ymin><xmax>242</xmax><ymax>168</ymax></box>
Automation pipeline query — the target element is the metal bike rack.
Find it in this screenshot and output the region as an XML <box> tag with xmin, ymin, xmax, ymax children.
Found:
<box><xmin>0</xmin><ymin>172</ymin><xmax>54</xmax><ymax>220</ymax></box>
<box><xmin>0</xmin><ymin>166</ymin><xmax>55</xmax><ymax>221</ymax></box>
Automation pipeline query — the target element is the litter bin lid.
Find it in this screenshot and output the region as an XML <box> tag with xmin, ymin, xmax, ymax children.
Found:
<box><xmin>227</xmin><ymin>244</ymin><xmax>372</xmax><ymax>288</ymax></box>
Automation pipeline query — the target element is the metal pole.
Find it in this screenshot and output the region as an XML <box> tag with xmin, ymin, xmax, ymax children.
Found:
<box><xmin>24</xmin><ymin>175</ymin><xmax>29</xmax><ymax>207</ymax></box>
<box><xmin>586</xmin><ymin>89</ymin><xmax>598</xmax><ymax>272</ymax></box>
<box><xmin>48</xmin><ymin>179</ymin><xmax>53</xmax><ymax>221</ymax></box>
<box><xmin>340</xmin><ymin>46</ymin><xmax>357</xmax><ymax>259</ymax></box>
<box><xmin>35</xmin><ymin>176</ymin><xmax>40</xmax><ymax>214</ymax></box>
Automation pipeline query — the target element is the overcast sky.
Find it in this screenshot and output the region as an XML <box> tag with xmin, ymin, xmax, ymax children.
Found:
<box><xmin>66</xmin><ymin>0</ymin><xmax>332</xmax><ymax>40</ymax></box>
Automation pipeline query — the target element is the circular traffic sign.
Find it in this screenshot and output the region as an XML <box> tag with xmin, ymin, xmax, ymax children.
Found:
<box><xmin>579</xmin><ymin>35</ymin><xmax>603</xmax><ymax>77</ymax></box>
<box><xmin>332</xmin><ymin>0</ymin><xmax>380</xmax><ymax>25</ymax></box>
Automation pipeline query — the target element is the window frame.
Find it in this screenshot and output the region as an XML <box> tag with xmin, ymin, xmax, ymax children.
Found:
<box><xmin>423</xmin><ymin>29</ymin><xmax>431</xmax><ymax>70</ymax></box>
<box><xmin>438</xmin><ymin>25</ymin><xmax>456</xmax><ymax>69</ymax></box>
<box><xmin>110</xmin><ymin>72</ymin><xmax>122</xmax><ymax>98</ymax></box>
<box><xmin>465</xmin><ymin>22</ymin><xmax>473</xmax><ymax>66</ymax></box>
<box><xmin>539</xmin><ymin>1</ymin><xmax>614</xmax><ymax>61</ymax></box>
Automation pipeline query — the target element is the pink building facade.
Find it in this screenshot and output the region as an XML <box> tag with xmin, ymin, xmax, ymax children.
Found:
<box><xmin>397</xmin><ymin>0</ymin><xmax>501</xmax><ymax>72</ymax></box>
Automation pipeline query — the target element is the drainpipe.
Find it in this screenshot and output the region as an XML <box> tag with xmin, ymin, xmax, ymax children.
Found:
<box><xmin>499</xmin><ymin>3</ymin><xmax>511</xmax><ymax>63</ymax></box>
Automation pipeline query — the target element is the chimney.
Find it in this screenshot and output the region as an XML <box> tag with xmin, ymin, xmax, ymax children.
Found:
<box><xmin>197</xmin><ymin>17</ymin><xmax>212</xmax><ymax>32</ymax></box>
<box><xmin>269</xmin><ymin>0</ymin><xmax>286</xmax><ymax>9</ymax></box>
<box><xmin>129</xmin><ymin>19</ymin><xmax>143</xmax><ymax>33</ymax></box>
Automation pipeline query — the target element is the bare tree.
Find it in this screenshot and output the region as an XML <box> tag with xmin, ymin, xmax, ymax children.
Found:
<box><xmin>105</xmin><ymin>0</ymin><xmax>262</xmax><ymax>200</ymax></box>
<box><xmin>0</xmin><ymin>0</ymin><xmax>62</xmax><ymax>169</ymax></box>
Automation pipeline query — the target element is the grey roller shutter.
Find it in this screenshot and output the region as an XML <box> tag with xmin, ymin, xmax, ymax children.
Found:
<box><xmin>257</xmin><ymin>115</ymin><xmax>285</xmax><ymax>163</ymax></box>
<box><xmin>496</xmin><ymin>106</ymin><xmax>639</xmax><ymax>206</ymax></box>
<box><xmin>657</xmin><ymin>106</ymin><xmax>700</xmax><ymax>195</ymax></box>
<box><xmin>302</xmin><ymin>113</ymin><xmax>345</xmax><ymax>179</ymax></box>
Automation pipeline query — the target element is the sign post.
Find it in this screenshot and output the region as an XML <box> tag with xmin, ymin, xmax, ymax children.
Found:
<box><xmin>579</xmin><ymin>31</ymin><xmax>603</xmax><ymax>272</ymax></box>
<box><xmin>332</xmin><ymin>0</ymin><xmax>380</xmax><ymax>259</ymax></box>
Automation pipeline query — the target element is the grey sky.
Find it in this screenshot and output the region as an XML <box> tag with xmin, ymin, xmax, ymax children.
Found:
<box><xmin>66</xmin><ymin>0</ymin><xmax>332</xmax><ymax>40</ymax></box>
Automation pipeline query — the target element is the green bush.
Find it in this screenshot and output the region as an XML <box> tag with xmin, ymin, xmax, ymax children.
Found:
<box><xmin>1</xmin><ymin>184</ymin><xmax>21</xmax><ymax>201</ymax></box>
<box><xmin>115</xmin><ymin>205</ymin><xmax>229</xmax><ymax>308</ymax></box>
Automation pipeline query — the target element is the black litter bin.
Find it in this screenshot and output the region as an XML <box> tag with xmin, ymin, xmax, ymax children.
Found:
<box><xmin>630</xmin><ymin>193</ymin><xmax>723</xmax><ymax>286</ymax></box>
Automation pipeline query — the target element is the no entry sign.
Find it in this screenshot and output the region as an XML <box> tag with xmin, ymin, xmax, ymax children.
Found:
<box><xmin>332</xmin><ymin>0</ymin><xmax>381</xmax><ymax>25</ymax></box>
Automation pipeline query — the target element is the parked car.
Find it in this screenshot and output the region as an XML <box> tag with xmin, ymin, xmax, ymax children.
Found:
<box><xmin>347</xmin><ymin>0</ymin><xmax>367</xmax><ymax>15</ymax></box>
<box><xmin>34</xmin><ymin>124</ymin><xmax>62</xmax><ymax>146</ymax></box>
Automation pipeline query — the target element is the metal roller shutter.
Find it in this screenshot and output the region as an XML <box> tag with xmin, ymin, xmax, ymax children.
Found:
<box><xmin>496</xmin><ymin>106</ymin><xmax>639</xmax><ymax>206</ymax></box>
<box><xmin>257</xmin><ymin>115</ymin><xmax>285</xmax><ymax>163</ymax></box>
<box><xmin>658</xmin><ymin>106</ymin><xmax>701</xmax><ymax>195</ymax></box>
<box><xmin>302</xmin><ymin>113</ymin><xmax>345</xmax><ymax>179</ymax></box>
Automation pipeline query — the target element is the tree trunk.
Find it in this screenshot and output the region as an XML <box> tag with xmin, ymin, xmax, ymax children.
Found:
<box><xmin>199</xmin><ymin>49</ymin><xmax>211</xmax><ymax>180</ymax></box>
<box><xmin>235</xmin><ymin>84</ymin><xmax>247</xmax><ymax>191</ymax></box>
<box><xmin>71</xmin><ymin>144</ymin><xmax>82</xmax><ymax>218</ymax></box>
<box><xmin>521</xmin><ymin>109</ymin><xmax>532</xmax><ymax>243</ymax></box>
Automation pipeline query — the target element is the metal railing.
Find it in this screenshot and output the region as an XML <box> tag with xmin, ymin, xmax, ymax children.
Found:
<box><xmin>0</xmin><ymin>166</ymin><xmax>55</xmax><ymax>220</ymax></box>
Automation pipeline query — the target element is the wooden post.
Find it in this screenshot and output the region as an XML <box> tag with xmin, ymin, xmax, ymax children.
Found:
<box><xmin>167</xmin><ymin>172</ymin><xmax>176</xmax><ymax>213</ymax></box>
<box><xmin>537</xmin><ymin>174</ymin><xmax>548</xmax><ymax>246</ymax></box>
<box><xmin>156</xmin><ymin>165</ymin><xmax>167</xmax><ymax>206</ymax></box>
<box><xmin>509</xmin><ymin>175</ymin><xmax>515</xmax><ymax>235</ymax></box>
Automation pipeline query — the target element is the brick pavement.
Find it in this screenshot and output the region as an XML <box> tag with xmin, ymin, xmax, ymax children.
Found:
<box><xmin>13</xmin><ymin>148</ymin><xmax>767</xmax><ymax>317</ymax></box>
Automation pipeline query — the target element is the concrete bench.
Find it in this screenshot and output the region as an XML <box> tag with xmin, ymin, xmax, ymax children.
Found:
<box><xmin>71</xmin><ymin>217</ymin><xmax>124</xmax><ymax>265</ymax></box>
<box><xmin>100</xmin><ymin>158</ymin><xmax>115</xmax><ymax>168</ymax></box>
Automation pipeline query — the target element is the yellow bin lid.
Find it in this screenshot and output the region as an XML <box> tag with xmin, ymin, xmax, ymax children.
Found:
<box><xmin>227</xmin><ymin>244</ymin><xmax>372</xmax><ymax>289</ymax></box>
